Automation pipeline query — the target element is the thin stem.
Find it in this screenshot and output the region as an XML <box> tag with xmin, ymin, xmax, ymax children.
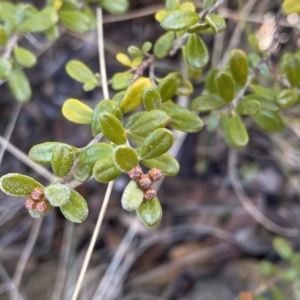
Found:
<box><xmin>130</xmin><ymin>55</ymin><xmax>155</xmax><ymax>85</ymax></box>
<box><xmin>71</xmin><ymin>8</ymin><xmax>114</xmax><ymax>300</ymax></box>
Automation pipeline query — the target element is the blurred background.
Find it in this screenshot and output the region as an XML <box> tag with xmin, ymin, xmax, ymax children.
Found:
<box><xmin>1</xmin><ymin>0</ymin><xmax>300</xmax><ymax>299</ymax></box>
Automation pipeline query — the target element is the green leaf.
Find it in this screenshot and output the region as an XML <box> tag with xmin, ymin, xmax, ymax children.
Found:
<box><xmin>78</xmin><ymin>143</ymin><xmax>113</xmax><ymax>165</ymax></box>
<box><xmin>13</xmin><ymin>46</ymin><xmax>37</xmax><ymax>68</ymax></box>
<box><xmin>276</xmin><ymin>89</ymin><xmax>298</xmax><ymax>108</ymax></box>
<box><xmin>45</xmin><ymin>25</ymin><xmax>60</xmax><ymax>41</ymax></box>
<box><xmin>128</xmin><ymin>110</ymin><xmax>169</xmax><ymax>137</ymax></box>
<box><xmin>0</xmin><ymin>173</ymin><xmax>43</xmax><ymax>196</ymax></box>
<box><xmin>282</xmin><ymin>0</ymin><xmax>300</xmax><ymax>15</ymax></box>
<box><xmin>252</xmin><ymin>110</ymin><xmax>285</xmax><ymax>132</ymax></box>
<box><xmin>91</xmin><ymin>99</ymin><xmax>122</xmax><ymax>136</ymax></box>
<box><xmin>8</xmin><ymin>69</ymin><xmax>32</xmax><ymax>103</ymax></box>
<box><xmin>248</xmin><ymin>34</ymin><xmax>260</xmax><ymax>51</ymax></box>
<box><xmin>19</xmin><ymin>7</ymin><xmax>58</xmax><ymax>32</ymax></box>
<box><xmin>205</xmin><ymin>13</ymin><xmax>226</xmax><ymax>34</ymax></box>
<box><xmin>111</xmin><ymin>72</ymin><xmax>133</xmax><ymax>90</ymax></box>
<box><xmin>113</xmin><ymin>145</ymin><xmax>139</xmax><ymax>172</ymax></box>
<box><xmin>60</xmin><ymin>190</ymin><xmax>88</xmax><ymax>223</ymax></box>
<box><xmin>73</xmin><ymin>163</ymin><xmax>93</xmax><ymax>182</ymax></box>
<box><xmin>141</xmin><ymin>41</ymin><xmax>152</xmax><ymax>53</ymax></box>
<box><xmin>51</xmin><ymin>144</ymin><xmax>75</xmax><ymax>177</ymax></box>
<box><xmin>220</xmin><ymin>113</ymin><xmax>235</xmax><ymax>147</ymax></box>
<box><xmin>207</xmin><ymin>111</ymin><xmax>219</xmax><ymax>133</ymax></box>
<box><xmin>45</xmin><ymin>184</ymin><xmax>71</xmax><ymax>207</ymax></box>
<box><xmin>121</xmin><ymin>180</ymin><xmax>144</xmax><ymax>211</ymax></box>
<box><xmin>169</xmin><ymin>112</ymin><xmax>203</xmax><ymax>132</ymax></box>
<box><xmin>166</xmin><ymin>72</ymin><xmax>194</xmax><ymax>96</ymax></box>
<box><xmin>123</xmin><ymin>112</ymin><xmax>145</xmax><ymax>129</ymax></box>
<box><xmin>58</xmin><ymin>11</ymin><xmax>90</xmax><ymax>33</ymax></box>
<box><xmin>273</xmin><ymin>237</ymin><xmax>294</xmax><ymax>261</ymax></box>
<box><xmin>283</xmin><ymin>55</ymin><xmax>300</xmax><ymax>87</ymax></box>
<box><xmin>143</xmin><ymin>87</ymin><xmax>162</xmax><ymax>111</ymax></box>
<box><xmin>182</xmin><ymin>45</ymin><xmax>202</xmax><ymax>78</ymax></box>
<box><xmin>236</xmin><ymin>99</ymin><xmax>261</xmax><ymax>116</ymax></box>
<box><xmin>281</xmin><ymin>268</ymin><xmax>299</xmax><ymax>281</ymax></box>
<box><xmin>245</xmin><ymin>94</ymin><xmax>280</xmax><ymax>112</ymax></box>
<box><xmin>229</xmin><ymin>49</ymin><xmax>248</xmax><ymax>86</ymax></box>
<box><xmin>65</xmin><ymin>60</ymin><xmax>97</xmax><ymax>86</ymax></box>
<box><xmin>139</xmin><ymin>128</ymin><xmax>174</xmax><ymax>160</ymax></box>
<box><xmin>228</xmin><ymin>113</ymin><xmax>249</xmax><ymax>148</ymax></box>
<box><xmin>0</xmin><ymin>59</ymin><xmax>12</xmax><ymax>79</ymax></box>
<box><xmin>62</xmin><ymin>99</ymin><xmax>93</xmax><ymax>124</ymax></box>
<box><xmin>215</xmin><ymin>72</ymin><xmax>234</xmax><ymax>103</ymax></box>
<box><xmin>120</xmin><ymin>77</ymin><xmax>152</xmax><ymax>113</ymax></box>
<box><xmin>160</xmin><ymin>10</ymin><xmax>200</xmax><ymax>31</ymax></box>
<box><xmin>166</xmin><ymin>0</ymin><xmax>180</xmax><ymax>11</ymax></box>
<box><xmin>162</xmin><ymin>101</ymin><xmax>190</xmax><ymax>114</ymax></box>
<box><xmin>127</xmin><ymin>45</ymin><xmax>142</xmax><ymax>57</ymax></box>
<box><xmin>191</xmin><ymin>94</ymin><xmax>225</xmax><ymax>112</ymax></box>
<box><xmin>203</xmin><ymin>0</ymin><xmax>217</xmax><ymax>10</ymax></box>
<box><xmin>250</xmin><ymin>85</ymin><xmax>276</xmax><ymax>100</ymax></box>
<box><xmin>116</xmin><ymin>53</ymin><xmax>132</xmax><ymax>67</ymax></box>
<box><xmin>98</xmin><ymin>112</ymin><xmax>127</xmax><ymax>144</ymax></box>
<box><xmin>99</xmin><ymin>0</ymin><xmax>129</xmax><ymax>15</ymax></box>
<box><xmin>141</xmin><ymin>153</ymin><xmax>179</xmax><ymax>176</ymax></box>
<box><xmin>186</xmin><ymin>33</ymin><xmax>209</xmax><ymax>69</ymax></box>
<box><xmin>157</xmin><ymin>77</ymin><xmax>178</xmax><ymax>103</ymax></box>
<box><xmin>0</xmin><ymin>25</ymin><xmax>8</xmax><ymax>46</ymax></box>
<box><xmin>154</xmin><ymin>32</ymin><xmax>174</xmax><ymax>59</ymax></box>
<box><xmin>187</xmin><ymin>23</ymin><xmax>211</xmax><ymax>34</ymax></box>
<box><xmin>93</xmin><ymin>156</ymin><xmax>122</xmax><ymax>183</ymax></box>
<box><xmin>112</xmin><ymin>90</ymin><xmax>126</xmax><ymax>103</ymax></box>
<box><xmin>136</xmin><ymin>197</ymin><xmax>162</xmax><ymax>227</ymax></box>
<box><xmin>205</xmin><ymin>68</ymin><xmax>219</xmax><ymax>94</ymax></box>
<box><xmin>258</xmin><ymin>260</ymin><xmax>277</xmax><ymax>277</ymax></box>
<box><xmin>29</xmin><ymin>142</ymin><xmax>60</xmax><ymax>164</ymax></box>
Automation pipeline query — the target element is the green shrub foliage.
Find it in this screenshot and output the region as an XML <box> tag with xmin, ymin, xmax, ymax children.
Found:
<box><xmin>0</xmin><ymin>0</ymin><xmax>300</xmax><ymax>227</ymax></box>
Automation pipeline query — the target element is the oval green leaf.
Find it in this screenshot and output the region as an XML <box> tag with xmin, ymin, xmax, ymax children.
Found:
<box><xmin>157</xmin><ymin>77</ymin><xmax>177</xmax><ymax>102</ymax></box>
<box><xmin>276</xmin><ymin>89</ymin><xmax>298</xmax><ymax>108</ymax></box>
<box><xmin>121</xmin><ymin>180</ymin><xmax>144</xmax><ymax>211</ymax></box>
<box><xmin>252</xmin><ymin>110</ymin><xmax>285</xmax><ymax>132</ymax></box>
<box><xmin>62</xmin><ymin>98</ymin><xmax>93</xmax><ymax>124</ymax></box>
<box><xmin>215</xmin><ymin>72</ymin><xmax>234</xmax><ymax>103</ymax></box>
<box><xmin>229</xmin><ymin>49</ymin><xmax>248</xmax><ymax>86</ymax></box>
<box><xmin>153</xmin><ymin>32</ymin><xmax>174</xmax><ymax>59</ymax></box>
<box><xmin>113</xmin><ymin>145</ymin><xmax>138</xmax><ymax>172</ymax></box>
<box><xmin>143</xmin><ymin>87</ymin><xmax>162</xmax><ymax>111</ymax></box>
<box><xmin>191</xmin><ymin>94</ymin><xmax>225</xmax><ymax>112</ymax></box>
<box><xmin>65</xmin><ymin>60</ymin><xmax>97</xmax><ymax>85</ymax></box>
<box><xmin>0</xmin><ymin>59</ymin><xmax>12</xmax><ymax>79</ymax></box>
<box><xmin>203</xmin><ymin>0</ymin><xmax>217</xmax><ymax>10</ymax></box>
<box><xmin>220</xmin><ymin>113</ymin><xmax>235</xmax><ymax>147</ymax></box>
<box><xmin>141</xmin><ymin>153</ymin><xmax>179</xmax><ymax>176</ymax></box>
<box><xmin>93</xmin><ymin>156</ymin><xmax>122</xmax><ymax>183</ymax></box>
<box><xmin>160</xmin><ymin>10</ymin><xmax>200</xmax><ymax>31</ymax></box>
<box><xmin>78</xmin><ymin>143</ymin><xmax>113</xmax><ymax>165</ymax></box>
<box><xmin>58</xmin><ymin>11</ymin><xmax>90</xmax><ymax>33</ymax></box>
<box><xmin>99</xmin><ymin>0</ymin><xmax>129</xmax><ymax>15</ymax></box>
<box><xmin>228</xmin><ymin>113</ymin><xmax>249</xmax><ymax>148</ymax></box>
<box><xmin>0</xmin><ymin>173</ymin><xmax>43</xmax><ymax>196</ymax></box>
<box><xmin>182</xmin><ymin>45</ymin><xmax>202</xmax><ymax>78</ymax></box>
<box><xmin>205</xmin><ymin>13</ymin><xmax>226</xmax><ymax>34</ymax></box>
<box><xmin>111</xmin><ymin>72</ymin><xmax>133</xmax><ymax>90</ymax></box>
<box><xmin>60</xmin><ymin>189</ymin><xmax>88</xmax><ymax>223</ymax></box>
<box><xmin>99</xmin><ymin>112</ymin><xmax>126</xmax><ymax>144</ymax></box>
<box><xmin>29</xmin><ymin>142</ymin><xmax>60</xmax><ymax>164</ymax></box>
<box><xmin>284</xmin><ymin>55</ymin><xmax>300</xmax><ymax>87</ymax></box>
<box><xmin>170</xmin><ymin>112</ymin><xmax>203</xmax><ymax>132</ymax></box>
<box><xmin>136</xmin><ymin>197</ymin><xmax>162</xmax><ymax>228</ymax></box>
<box><xmin>139</xmin><ymin>128</ymin><xmax>174</xmax><ymax>160</ymax></box>
<box><xmin>73</xmin><ymin>163</ymin><xmax>93</xmax><ymax>182</ymax></box>
<box><xmin>273</xmin><ymin>237</ymin><xmax>294</xmax><ymax>261</ymax></box>
<box><xmin>14</xmin><ymin>46</ymin><xmax>37</xmax><ymax>68</ymax></box>
<box><xmin>236</xmin><ymin>99</ymin><xmax>261</xmax><ymax>116</ymax></box>
<box><xmin>51</xmin><ymin>144</ymin><xmax>75</xmax><ymax>177</ymax></box>
<box><xmin>45</xmin><ymin>184</ymin><xmax>70</xmax><ymax>207</ymax></box>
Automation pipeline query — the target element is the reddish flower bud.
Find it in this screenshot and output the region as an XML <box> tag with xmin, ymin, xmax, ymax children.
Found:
<box><xmin>36</xmin><ymin>199</ymin><xmax>50</xmax><ymax>213</ymax></box>
<box><xmin>148</xmin><ymin>168</ymin><xmax>163</xmax><ymax>182</ymax></box>
<box><xmin>25</xmin><ymin>197</ymin><xmax>36</xmax><ymax>210</ymax></box>
<box><xmin>30</xmin><ymin>187</ymin><xmax>44</xmax><ymax>201</ymax></box>
<box><xmin>138</xmin><ymin>174</ymin><xmax>152</xmax><ymax>190</ymax></box>
<box><xmin>144</xmin><ymin>187</ymin><xmax>156</xmax><ymax>200</ymax></box>
<box><xmin>128</xmin><ymin>166</ymin><xmax>143</xmax><ymax>180</ymax></box>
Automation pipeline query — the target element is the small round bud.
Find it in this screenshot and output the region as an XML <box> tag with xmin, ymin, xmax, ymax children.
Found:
<box><xmin>36</xmin><ymin>199</ymin><xmax>50</xmax><ymax>213</ymax></box>
<box><xmin>24</xmin><ymin>197</ymin><xmax>36</xmax><ymax>210</ymax></box>
<box><xmin>144</xmin><ymin>187</ymin><xmax>156</xmax><ymax>200</ymax></box>
<box><xmin>30</xmin><ymin>187</ymin><xmax>44</xmax><ymax>201</ymax></box>
<box><xmin>148</xmin><ymin>168</ymin><xmax>163</xmax><ymax>182</ymax></box>
<box><xmin>128</xmin><ymin>166</ymin><xmax>143</xmax><ymax>180</ymax></box>
<box><xmin>138</xmin><ymin>175</ymin><xmax>152</xmax><ymax>190</ymax></box>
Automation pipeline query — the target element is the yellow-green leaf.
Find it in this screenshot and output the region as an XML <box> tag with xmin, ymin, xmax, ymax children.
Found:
<box><xmin>283</xmin><ymin>55</ymin><xmax>300</xmax><ymax>87</ymax></box>
<box><xmin>157</xmin><ymin>77</ymin><xmax>177</xmax><ymax>102</ymax></box>
<box><xmin>220</xmin><ymin>113</ymin><xmax>235</xmax><ymax>147</ymax></box>
<box><xmin>229</xmin><ymin>49</ymin><xmax>248</xmax><ymax>86</ymax></box>
<box><xmin>62</xmin><ymin>99</ymin><xmax>93</xmax><ymax>124</ymax></box>
<box><xmin>0</xmin><ymin>59</ymin><xmax>12</xmax><ymax>79</ymax></box>
<box><xmin>160</xmin><ymin>10</ymin><xmax>200</xmax><ymax>31</ymax></box>
<box><xmin>51</xmin><ymin>144</ymin><xmax>75</xmax><ymax>177</ymax></box>
<box><xmin>99</xmin><ymin>0</ymin><xmax>129</xmax><ymax>15</ymax></box>
<box><xmin>203</xmin><ymin>0</ymin><xmax>217</xmax><ymax>10</ymax></box>
<box><xmin>120</xmin><ymin>77</ymin><xmax>152</xmax><ymax>113</ymax></box>
<box><xmin>273</xmin><ymin>237</ymin><xmax>294</xmax><ymax>261</ymax></box>
<box><xmin>0</xmin><ymin>25</ymin><xmax>8</xmax><ymax>46</ymax></box>
<box><xmin>252</xmin><ymin>110</ymin><xmax>285</xmax><ymax>132</ymax></box>
<box><xmin>121</xmin><ymin>180</ymin><xmax>144</xmax><ymax>211</ymax></box>
<box><xmin>29</xmin><ymin>142</ymin><xmax>60</xmax><ymax>164</ymax></box>
<box><xmin>113</xmin><ymin>145</ymin><xmax>138</xmax><ymax>172</ymax></box>
<box><xmin>136</xmin><ymin>197</ymin><xmax>162</xmax><ymax>228</ymax></box>
<box><xmin>112</xmin><ymin>72</ymin><xmax>133</xmax><ymax>90</ymax></box>
<box><xmin>58</xmin><ymin>11</ymin><xmax>90</xmax><ymax>33</ymax></box>
<box><xmin>65</xmin><ymin>60</ymin><xmax>97</xmax><ymax>85</ymax></box>
<box><xmin>215</xmin><ymin>72</ymin><xmax>234</xmax><ymax>103</ymax></box>
<box><xmin>236</xmin><ymin>99</ymin><xmax>261</xmax><ymax>115</ymax></box>
<box><xmin>186</xmin><ymin>33</ymin><xmax>209</xmax><ymax>69</ymax></box>
<box><xmin>73</xmin><ymin>163</ymin><xmax>93</xmax><ymax>182</ymax></box>
<box><xmin>78</xmin><ymin>143</ymin><xmax>113</xmax><ymax>165</ymax></box>
<box><xmin>182</xmin><ymin>46</ymin><xmax>202</xmax><ymax>78</ymax></box>
<box><xmin>60</xmin><ymin>190</ymin><xmax>88</xmax><ymax>223</ymax></box>
<box><xmin>276</xmin><ymin>89</ymin><xmax>298</xmax><ymax>108</ymax></box>
<box><xmin>45</xmin><ymin>184</ymin><xmax>70</xmax><ymax>207</ymax></box>
<box><xmin>169</xmin><ymin>112</ymin><xmax>203</xmax><ymax>132</ymax></box>
<box><xmin>205</xmin><ymin>13</ymin><xmax>226</xmax><ymax>34</ymax></box>
<box><xmin>228</xmin><ymin>113</ymin><xmax>249</xmax><ymax>148</ymax></box>
<box><xmin>282</xmin><ymin>0</ymin><xmax>300</xmax><ymax>15</ymax></box>
<box><xmin>14</xmin><ymin>46</ymin><xmax>37</xmax><ymax>68</ymax></box>
<box><xmin>143</xmin><ymin>87</ymin><xmax>162</xmax><ymax>111</ymax></box>
<box><xmin>154</xmin><ymin>32</ymin><xmax>174</xmax><ymax>59</ymax></box>
<box><xmin>116</xmin><ymin>53</ymin><xmax>132</xmax><ymax>67</ymax></box>
<box><xmin>191</xmin><ymin>94</ymin><xmax>225</xmax><ymax>112</ymax></box>
<box><xmin>8</xmin><ymin>69</ymin><xmax>32</xmax><ymax>103</ymax></box>
<box><xmin>0</xmin><ymin>173</ymin><xmax>43</xmax><ymax>196</ymax></box>
<box><xmin>93</xmin><ymin>156</ymin><xmax>122</xmax><ymax>183</ymax></box>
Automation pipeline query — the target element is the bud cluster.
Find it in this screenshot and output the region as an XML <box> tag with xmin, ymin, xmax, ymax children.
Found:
<box><xmin>128</xmin><ymin>166</ymin><xmax>163</xmax><ymax>200</ymax></box>
<box><xmin>24</xmin><ymin>187</ymin><xmax>50</xmax><ymax>213</ymax></box>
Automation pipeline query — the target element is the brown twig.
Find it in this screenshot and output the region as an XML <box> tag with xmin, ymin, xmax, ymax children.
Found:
<box><xmin>130</xmin><ymin>54</ymin><xmax>155</xmax><ymax>85</ymax></box>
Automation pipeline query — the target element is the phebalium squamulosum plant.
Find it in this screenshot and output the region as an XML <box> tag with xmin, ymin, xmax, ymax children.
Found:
<box><xmin>0</xmin><ymin>0</ymin><xmax>300</xmax><ymax>228</ymax></box>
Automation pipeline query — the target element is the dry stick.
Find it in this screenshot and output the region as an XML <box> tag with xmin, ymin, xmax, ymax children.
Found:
<box><xmin>70</xmin><ymin>8</ymin><xmax>114</xmax><ymax>300</ymax></box>
<box><xmin>228</xmin><ymin>148</ymin><xmax>300</xmax><ymax>237</ymax></box>
<box><xmin>10</xmin><ymin>219</ymin><xmax>43</xmax><ymax>300</ymax></box>
<box><xmin>0</xmin><ymin>102</ymin><xmax>22</xmax><ymax>169</ymax></box>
